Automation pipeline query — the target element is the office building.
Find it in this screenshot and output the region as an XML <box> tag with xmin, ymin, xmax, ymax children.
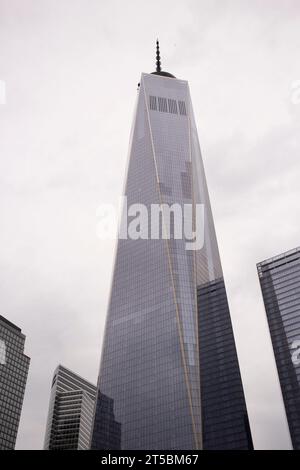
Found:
<box><xmin>258</xmin><ymin>247</ymin><xmax>300</xmax><ymax>449</ymax></box>
<box><xmin>44</xmin><ymin>365</ymin><xmax>96</xmax><ymax>450</ymax></box>
<box><xmin>0</xmin><ymin>315</ymin><xmax>30</xmax><ymax>450</ymax></box>
<box><xmin>91</xmin><ymin>42</ymin><xmax>252</xmax><ymax>450</ymax></box>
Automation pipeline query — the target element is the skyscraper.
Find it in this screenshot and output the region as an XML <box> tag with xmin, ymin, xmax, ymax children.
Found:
<box><xmin>44</xmin><ymin>365</ymin><xmax>97</xmax><ymax>450</ymax></box>
<box><xmin>91</xmin><ymin>42</ymin><xmax>252</xmax><ymax>450</ymax></box>
<box><xmin>257</xmin><ymin>247</ymin><xmax>300</xmax><ymax>450</ymax></box>
<box><xmin>0</xmin><ymin>315</ymin><xmax>30</xmax><ymax>450</ymax></box>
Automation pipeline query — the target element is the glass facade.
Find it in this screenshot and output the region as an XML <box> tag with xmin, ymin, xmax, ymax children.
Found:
<box><xmin>91</xmin><ymin>72</ymin><xmax>252</xmax><ymax>449</ymax></box>
<box><xmin>44</xmin><ymin>365</ymin><xmax>97</xmax><ymax>450</ymax></box>
<box><xmin>0</xmin><ymin>315</ymin><xmax>30</xmax><ymax>450</ymax></box>
<box><xmin>257</xmin><ymin>247</ymin><xmax>300</xmax><ymax>449</ymax></box>
<box><xmin>197</xmin><ymin>279</ymin><xmax>253</xmax><ymax>449</ymax></box>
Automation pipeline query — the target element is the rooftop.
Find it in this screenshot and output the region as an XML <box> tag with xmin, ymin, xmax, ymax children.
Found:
<box><xmin>0</xmin><ymin>315</ymin><xmax>22</xmax><ymax>332</ymax></box>
<box><xmin>257</xmin><ymin>246</ymin><xmax>300</xmax><ymax>268</ymax></box>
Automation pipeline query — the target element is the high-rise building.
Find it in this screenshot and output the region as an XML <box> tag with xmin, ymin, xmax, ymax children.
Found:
<box><xmin>44</xmin><ymin>365</ymin><xmax>97</xmax><ymax>450</ymax></box>
<box><xmin>257</xmin><ymin>247</ymin><xmax>300</xmax><ymax>450</ymax></box>
<box><xmin>91</xmin><ymin>42</ymin><xmax>253</xmax><ymax>450</ymax></box>
<box><xmin>0</xmin><ymin>315</ymin><xmax>30</xmax><ymax>450</ymax></box>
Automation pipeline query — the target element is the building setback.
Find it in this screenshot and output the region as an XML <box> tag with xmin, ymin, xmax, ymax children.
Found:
<box><xmin>91</xmin><ymin>42</ymin><xmax>253</xmax><ymax>450</ymax></box>
<box><xmin>257</xmin><ymin>247</ymin><xmax>300</xmax><ymax>449</ymax></box>
<box><xmin>0</xmin><ymin>315</ymin><xmax>30</xmax><ymax>450</ymax></box>
<box><xmin>44</xmin><ymin>365</ymin><xmax>97</xmax><ymax>450</ymax></box>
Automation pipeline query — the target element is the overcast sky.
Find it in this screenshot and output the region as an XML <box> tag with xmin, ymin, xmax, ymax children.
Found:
<box><xmin>1</xmin><ymin>0</ymin><xmax>300</xmax><ymax>450</ymax></box>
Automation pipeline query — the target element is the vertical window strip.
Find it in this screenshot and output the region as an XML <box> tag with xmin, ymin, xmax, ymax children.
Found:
<box><xmin>149</xmin><ymin>95</ymin><xmax>157</xmax><ymax>111</ymax></box>
<box><xmin>149</xmin><ymin>96</ymin><xmax>185</xmax><ymax>116</ymax></box>
<box><xmin>168</xmin><ymin>98</ymin><xmax>178</xmax><ymax>114</ymax></box>
<box><xmin>158</xmin><ymin>96</ymin><xmax>168</xmax><ymax>112</ymax></box>
<box><xmin>178</xmin><ymin>100</ymin><xmax>187</xmax><ymax>116</ymax></box>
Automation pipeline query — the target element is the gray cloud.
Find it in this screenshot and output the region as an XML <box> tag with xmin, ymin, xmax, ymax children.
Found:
<box><xmin>0</xmin><ymin>0</ymin><xmax>300</xmax><ymax>449</ymax></box>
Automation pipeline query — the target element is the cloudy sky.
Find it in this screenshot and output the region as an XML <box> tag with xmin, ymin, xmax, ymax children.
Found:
<box><xmin>1</xmin><ymin>0</ymin><xmax>300</xmax><ymax>450</ymax></box>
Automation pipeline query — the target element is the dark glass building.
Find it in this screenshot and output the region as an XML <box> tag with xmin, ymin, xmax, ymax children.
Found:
<box><xmin>257</xmin><ymin>247</ymin><xmax>300</xmax><ymax>449</ymax></box>
<box><xmin>91</xmin><ymin>391</ymin><xmax>121</xmax><ymax>450</ymax></box>
<box><xmin>91</xmin><ymin>45</ymin><xmax>252</xmax><ymax>450</ymax></box>
<box><xmin>44</xmin><ymin>365</ymin><xmax>97</xmax><ymax>450</ymax></box>
<box><xmin>197</xmin><ymin>279</ymin><xmax>253</xmax><ymax>449</ymax></box>
<box><xmin>0</xmin><ymin>315</ymin><xmax>30</xmax><ymax>450</ymax></box>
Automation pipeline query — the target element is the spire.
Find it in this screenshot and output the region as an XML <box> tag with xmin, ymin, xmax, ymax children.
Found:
<box><xmin>151</xmin><ymin>39</ymin><xmax>176</xmax><ymax>79</ymax></box>
<box><xmin>156</xmin><ymin>39</ymin><xmax>161</xmax><ymax>72</ymax></box>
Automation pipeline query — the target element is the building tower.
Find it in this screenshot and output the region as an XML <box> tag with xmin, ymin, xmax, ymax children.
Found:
<box><xmin>257</xmin><ymin>247</ymin><xmax>300</xmax><ymax>449</ymax></box>
<box><xmin>44</xmin><ymin>365</ymin><xmax>97</xmax><ymax>450</ymax></box>
<box><xmin>91</xmin><ymin>42</ymin><xmax>253</xmax><ymax>450</ymax></box>
<box><xmin>0</xmin><ymin>315</ymin><xmax>30</xmax><ymax>450</ymax></box>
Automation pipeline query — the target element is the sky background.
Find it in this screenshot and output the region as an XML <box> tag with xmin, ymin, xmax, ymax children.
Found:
<box><xmin>0</xmin><ymin>0</ymin><xmax>300</xmax><ymax>450</ymax></box>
